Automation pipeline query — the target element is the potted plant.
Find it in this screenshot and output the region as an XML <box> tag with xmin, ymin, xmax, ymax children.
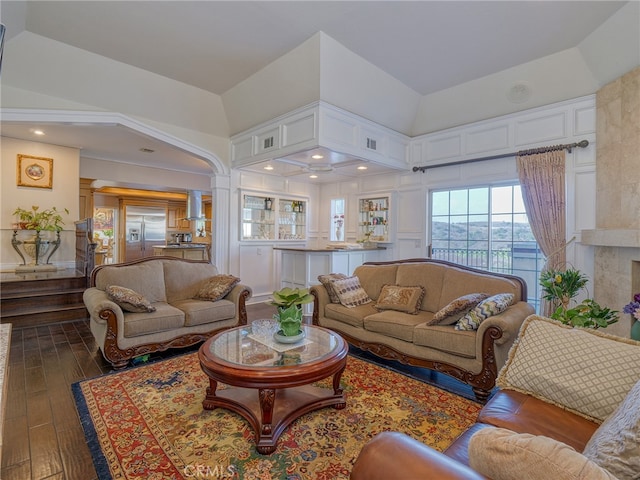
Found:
<box><xmin>269</xmin><ymin>287</ymin><xmax>314</xmax><ymax>337</ymax></box>
<box><xmin>13</xmin><ymin>205</ymin><xmax>69</xmax><ymax>231</ymax></box>
<box><xmin>623</xmin><ymin>293</ymin><xmax>640</xmax><ymax>341</ymax></box>
<box><xmin>539</xmin><ymin>268</ymin><xmax>618</xmax><ymax>329</ymax></box>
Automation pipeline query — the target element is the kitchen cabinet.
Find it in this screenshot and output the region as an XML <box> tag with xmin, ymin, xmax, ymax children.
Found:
<box><xmin>153</xmin><ymin>245</ymin><xmax>208</xmax><ymax>261</ymax></box>
<box><xmin>167</xmin><ymin>202</ymin><xmax>191</xmax><ymax>231</ymax></box>
<box><xmin>241</xmin><ymin>192</ymin><xmax>306</xmax><ymax>241</ymax></box>
<box><xmin>358</xmin><ymin>195</ymin><xmax>392</xmax><ymax>243</ymax></box>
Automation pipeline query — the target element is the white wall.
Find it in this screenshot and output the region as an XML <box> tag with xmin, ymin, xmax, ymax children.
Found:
<box><xmin>1</xmin><ymin>137</ymin><xmax>80</xmax><ymax>269</ymax></box>
<box><xmin>231</xmin><ymin>170</ymin><xmax>321</xmax><ymax>304</ymax></box>
<box><xmin>318</xmin><ymin>95</ymin><xmax>597</xmax><ymax>305</ymax></box>
<box><xmin>2</xmin><ymin>32</ymin><xmax>229</xmax><ymax>138</ymax></box>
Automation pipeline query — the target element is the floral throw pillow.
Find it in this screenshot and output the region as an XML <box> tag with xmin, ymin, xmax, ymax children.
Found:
<box><xmin>106</xmin><ymin>285</ymin><xmax>156</xmax><ymax>313</ymax></box>
<box><xmin>375</xmin><ymin>284</ymin><xmax>425</xmax><ymax>315</ymax></box>
<box><xmin>455</xmin><ymin>293</ymin><xmax>514</xmax><ymax>331</ymax></box>
<box><xmin>331</xmin><ymin>276</ymin><xmax>372</xmax><ymax>308</ymax></box>
<box><xmin>195</xmin><ymin>274</ymin><xmax>240</xmax><ymax>302</ymax></box>
<box><xmin>430</xmin><ymin>293</ymin><xmax>489</xmax><ymax>325</ymax></box>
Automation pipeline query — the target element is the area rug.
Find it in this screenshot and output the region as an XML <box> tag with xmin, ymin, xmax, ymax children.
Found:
<box><xmin>73</xmin><ymin>352</ymin><xmax>481</xmax><ymax>480</ymax></box>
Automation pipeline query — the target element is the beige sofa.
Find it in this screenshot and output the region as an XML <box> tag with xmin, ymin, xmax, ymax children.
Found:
<box><xmin>83</xmin><ymin>256</ymin><xmax>252</xmax><ymax>368</ymax></box>
<box><xmin>311</xmin><ymin>258</ymin><xmax>534</xmax><ymax>401</ymax></box>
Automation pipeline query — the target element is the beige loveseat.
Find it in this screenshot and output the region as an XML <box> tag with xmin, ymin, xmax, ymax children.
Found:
<box><xmin>83</xmin><ymin>256</ymin><xmax>252</xmax><ymax>368</ymax></box>
<box><xmin>311</xmin><ymin>258</ymin><xmax>534</xmax><ymax>401</ymax></box>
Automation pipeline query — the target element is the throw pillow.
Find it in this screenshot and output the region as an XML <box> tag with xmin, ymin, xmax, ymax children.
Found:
<box><xmin>582</xmin><ymin>379</ymin><xmax>640</xmax><ymax>480</ymax></box>
<box><xmin>430</xmin><ymin>292</ymin><xmax>489</xmax><ymax>325</ymax></box>
<box><xmin>468</xmin><ymin>427</ymin><xmax>618</xmax><ymax>480</ymax></box>
<box><xmin>497</xmin><ymin>315</ymin><xmax>640</xmax><ymax>423</ymax></box>
<box><xmin>195</xmin><ymin>274</ymin><xmax>240</xmax><ymax>301</ymax></box>
<box><xmin>331</xmin><ymin>275</ymin><xmax>372</xmax><ymax>308</ymax></box>
<box><xmin>106</xmin><ymin>285</ymin><xmax>156</xmax><ymax>313</ymax></box>
<box><xmin>374</xmin><ymin>284</ymin><xmax>425</xmax><ymax>314</ymax></box>
<box><xmin>455</xmin><ymin>292</ymin><xmax>514</xmax><ymax>331</ymax></box>
<box><xmin>317</xmin><ymin>273</ymin><xmax>348</xmax><ymax>303</ymax></box>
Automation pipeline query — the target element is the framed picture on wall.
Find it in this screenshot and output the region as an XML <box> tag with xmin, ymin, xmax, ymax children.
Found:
<box><xmin>16</xmin><ymin>154</ymin><xmax>53</xmax><ymax>189</ymax></box>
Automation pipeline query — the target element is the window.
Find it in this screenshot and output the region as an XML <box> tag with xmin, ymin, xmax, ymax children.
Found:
<box><xmin>331</xmin><ymin>198</ymin><xmax>345</xmax><ymax>242</ymax></box>
<box><xmin>430</xmin><ymin>184</ymin><xmax>544</xmax><ymax>311</ymax></box>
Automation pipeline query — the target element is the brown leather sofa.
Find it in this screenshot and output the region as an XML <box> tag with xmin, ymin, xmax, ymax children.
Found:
<box><xmin>350</xmin><ymin>389</ymin><xmax>599</xmax><ymax>479</ymax></box>
<box><xmin>351</xmin><ymin>315</ymin><xmax>640</xmax><ymax>479</ymax></box>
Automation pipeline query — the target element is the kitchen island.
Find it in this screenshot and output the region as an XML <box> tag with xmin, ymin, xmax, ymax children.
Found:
<box><xmin>274</xmin><ymin>246</ymin><xmax>388</xmax><ymax>292</ymax></box>
<box><xmin>153</xmin><ymin>244</ymin><xmax>210</xmax><ymax>261</ymax></box>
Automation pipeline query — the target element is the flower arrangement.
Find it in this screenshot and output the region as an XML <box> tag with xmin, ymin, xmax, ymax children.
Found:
<box><xmin>539</xmin><ymin>267</ymin><xmax>618</xmax><ymax>329</ymax></box>
<box><xmin>333</xmin><ymin>214</ymin><xmax>344</xmax><ymax>228</ymax></box>
<box><xmin>623</xmin><ymin>293</ymin><xmax>640</xmax><ymax>320</ymax></box>
<box><xmin>12</xmin><ymin>205</ymin><xmax>69</xmax><ymax>232</ymax></box>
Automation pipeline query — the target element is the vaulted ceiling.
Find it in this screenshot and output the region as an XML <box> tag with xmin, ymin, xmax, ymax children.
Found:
<box><xmin>0</xmin><ymin>1</ymin><xmax>634</xmax><ymax>184</ymax></box>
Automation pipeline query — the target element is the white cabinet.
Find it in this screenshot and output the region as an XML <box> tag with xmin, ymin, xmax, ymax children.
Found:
<box><xmin>231</xmin><ymin>107</ymin><xmax>318</xmax><ymax>167</ymax></box>
<box><xmin>241</xmin><ymin>194</ymin><xmax>276</xmax><ymax>240</ymax></box>
<box><xmin>277</xmin><ymin>247</ymin><xmax>387</xmax><ymax>312</ymax></box>
<box><xmin>277</xmin><ymin>198</ymin><xmax>306</xmax><ymax>240</ymax></box>
<box><xmin>230</xmin><ymin>102</ymin><xmax>409</xmax><ymax>169</ymax></box>
<box><xmin>241</xmin><ymin>192</ymin><xmax>307</xmax><ymax>241</ymax></box>
<box><xmin>358</xmin><ymin>195</ymin><xmax>392</xmax><ymax>243</ymax></box>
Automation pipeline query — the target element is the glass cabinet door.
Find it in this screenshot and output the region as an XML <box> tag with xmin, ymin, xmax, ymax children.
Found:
<box><xmin>359</xmin><ymin>196</ymin><xmax>390</xmax><ymax>243</ymax></box>
<box><xmin>278</xmin><ymin>199</ymin><xmax>306</xmax><ymax>240</ymax></box>
<box><xmin>241</xmin><ymin>194</ymin><xmax>275</xmax><ymax>240</ymax></box>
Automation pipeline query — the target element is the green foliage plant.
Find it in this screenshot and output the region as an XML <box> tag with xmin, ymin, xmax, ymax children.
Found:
<box><xmin>270</xmin><ymin>287</ymin><xmax>314</xmax><ymax>310</ymax></box>
<box><xmin>13</xmin><ymin>205</ymin><xmax>69</xmax><ymax>232</ymax></box>
<box><xmin>269</xmin><ymin>287</ymin><xmax>314</xmax><ymax>336</ymax></box>
<box><xmin>539</xmin><ymin>268</ymin><xmax>618</xmax><ymax>329</ymax></box>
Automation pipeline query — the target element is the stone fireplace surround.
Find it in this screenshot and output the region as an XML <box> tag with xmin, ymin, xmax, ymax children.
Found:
<box><xmin>581</xmin><ymin>66</ymin><xmax>640</xmax><ymax>339</ymax></box>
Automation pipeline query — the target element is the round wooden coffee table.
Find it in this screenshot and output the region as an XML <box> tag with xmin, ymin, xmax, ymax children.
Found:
<box><xmin>198</xmin><ymin>323</ymin><xmax>348</xmax><ymax>454</ymax></box>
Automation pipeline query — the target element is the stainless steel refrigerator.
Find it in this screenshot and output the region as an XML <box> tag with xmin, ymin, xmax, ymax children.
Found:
<box><xmin>124</xmin><ymin>206</ymin><xmax>167</xmax><ymax>261</ymax></box>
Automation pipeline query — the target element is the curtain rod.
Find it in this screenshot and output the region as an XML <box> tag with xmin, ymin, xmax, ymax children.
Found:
<box><xmin>412</xmin><ymin>139</ymin><xmax>589</xmax><ymax>173</ymax></box>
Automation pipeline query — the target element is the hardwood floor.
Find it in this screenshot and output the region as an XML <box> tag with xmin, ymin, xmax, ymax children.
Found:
<box><xmin>1</xmin><ymin>303</ymin><xmax>477</xmax><ymax>480</ymax></box>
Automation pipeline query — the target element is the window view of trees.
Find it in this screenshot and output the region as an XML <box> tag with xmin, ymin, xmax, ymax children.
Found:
<box><xmin>430</xmin><ymin>184</ymin><xmax>544</xmax><ymax>311</ymax></box>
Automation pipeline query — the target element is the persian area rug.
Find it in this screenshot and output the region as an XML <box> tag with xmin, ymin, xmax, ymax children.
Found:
<box><xmin>73</xmin><ymin>352</ymin><xmax>481</xmax><ymax>480</ymax></box>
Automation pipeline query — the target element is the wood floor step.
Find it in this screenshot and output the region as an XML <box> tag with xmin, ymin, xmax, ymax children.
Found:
<box><xmin>0</xmin><ymin>288</ymin><xmax>86</xmax><ymax>300</ymax></box>
<box><xmin>1</xmin><ymin>305</ymin><xmax>88</xmax><ymax>328</ymax></box>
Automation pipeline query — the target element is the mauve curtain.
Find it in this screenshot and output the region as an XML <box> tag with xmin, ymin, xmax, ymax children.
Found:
<box><xmin>516</xmin><ymin>150</ymin><xmax>566</xmax><ymax>315</ymax></box>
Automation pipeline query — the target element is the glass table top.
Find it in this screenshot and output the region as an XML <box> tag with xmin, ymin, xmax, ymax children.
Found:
<box><xmin>206</xmin><ymin>322</ymin><xmax>342</xmax><ymax>367</ymax></box>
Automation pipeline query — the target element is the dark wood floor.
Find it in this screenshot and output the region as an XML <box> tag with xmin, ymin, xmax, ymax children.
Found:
<box><xmin>1</xmin><ymin>303</ymin><xmax>476</xmax><ymax>480</ymax></box>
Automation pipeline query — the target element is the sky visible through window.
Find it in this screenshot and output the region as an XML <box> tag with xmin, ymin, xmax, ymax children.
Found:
<box><xmin>430</xmin><ymin>184</ymin><xmax>544</xmax><ymax>310</ymax></box>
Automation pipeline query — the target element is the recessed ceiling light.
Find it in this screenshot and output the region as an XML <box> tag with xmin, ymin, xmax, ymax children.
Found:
<box><xmin>309</xmin><ymin>174</ymin><xmax>318</xmax><ymax>179</ymax></box>
<box><xmin>33</xmin><ymin>129</ymin><xmax>45</xmax><ymax>136</ymax></box>
<box><xmin>357</xmin><ymin>165</ymin><xmax>368</xmax><ymax>170</ymax></box>
<box><xmin>264</xmin><ymin>165</ymin><xmax>274</xmax><ymax>171</ymax></box>
<box><xmin>311</xmin><ymin>154</ymin><xmax>324</xmax><ymax>159</ymax></box>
